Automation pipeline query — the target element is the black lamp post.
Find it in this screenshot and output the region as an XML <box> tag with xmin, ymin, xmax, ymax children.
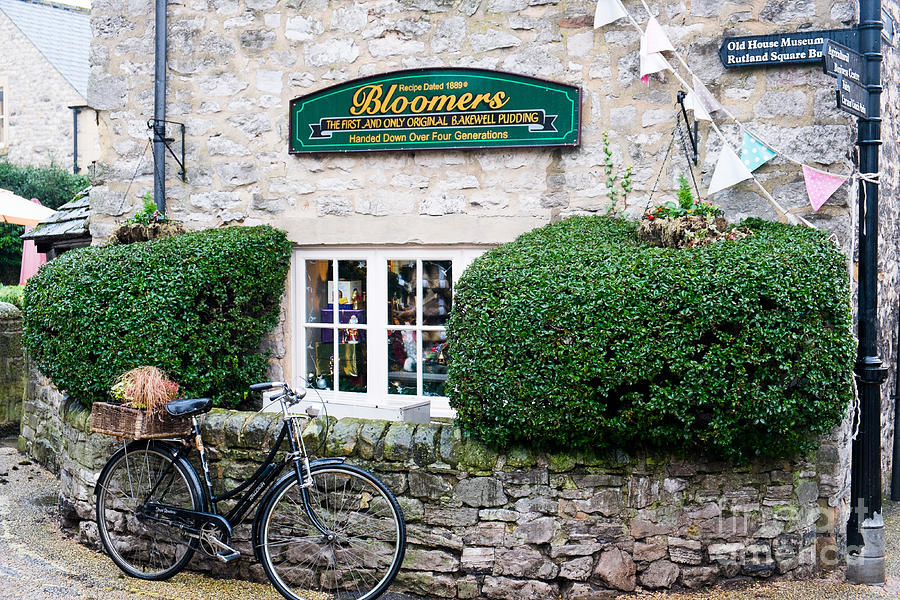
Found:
<box><xmin>846</xmin><ymin>0</ymin><xmax>888</xmax><ymax>585</ymax></box>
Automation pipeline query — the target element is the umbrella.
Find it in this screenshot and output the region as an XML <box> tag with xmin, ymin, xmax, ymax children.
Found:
<box><xmin>0</xmin><ymin>188</ymin><xmax>55</xmax><ymax>226</ymax></box>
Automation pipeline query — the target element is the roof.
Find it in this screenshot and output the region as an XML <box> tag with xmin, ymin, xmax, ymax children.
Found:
<box><xmin>0</xmin><ymin>0</ymin><xmax>90</xmax><ymax>98</ymax></box>
<box><xmin>21</xmin><ymin>189</ymin><xmax>91</xmax><ymax>248</ymax></box>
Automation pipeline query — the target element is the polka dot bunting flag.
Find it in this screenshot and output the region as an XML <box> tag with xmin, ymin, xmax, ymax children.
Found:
<box><xmin>740</xmin><ymin>132</ymin><xmax>777</xmax><ymax>172</ymax></box>
<box><xmin>802</xmin><ymin>165</ymin><xmax>848</xmax><ymax>212</ymax></box>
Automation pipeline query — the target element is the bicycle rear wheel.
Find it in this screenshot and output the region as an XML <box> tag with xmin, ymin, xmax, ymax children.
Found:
<box><xmin>95</xmin><ymin>442</ymin><xmax>202</xmax><ymax>580</ymax></box>
<box><xmin>258</xmin><ymin>463</ymin><xmax>406</xmax><ymax>600</ymax></box>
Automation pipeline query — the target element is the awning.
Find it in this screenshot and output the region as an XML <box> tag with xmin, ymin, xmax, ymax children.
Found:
<box><xmin>0</xmin><ymin>189</ymin><xmax>56</xmax><ymax>226</ymax></box>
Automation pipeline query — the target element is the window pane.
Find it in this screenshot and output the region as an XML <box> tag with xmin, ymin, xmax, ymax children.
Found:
<box><xmin>339</xmin><ymin>331</ymin><xmax>367</xmax><ymax>393</ymax></box>
<box><xmin>305</xmin><ymin>260</ymin><xmax>330</xmax><ymax>323</ymax></box>
<box><xmin>387</xmin><ymin>330</ymin><xmax>417</xmax><ymax>395</ymax></box>
<box><xmin>388</xmin><ymin>260</ymin><xmax>417</xmax><ymax>325</ymax></box>
<box><xmin>423</xmin><ymin>260</ymin><xmax>452</xmax><ymax>325</ymax></box>
<box><xmin>305</xmin><ymin>328</ymin><xmax>333</xmax><ymax>391</ymax></box>
<box><xmin>423</xmin><ymin>330</ymin><xmax>448</xmax><ymax>397</ymax></box>
<box><xmin>338</xmin><ymin>260</ymin><xmax>367</xmax><ymax>318</ymax></box>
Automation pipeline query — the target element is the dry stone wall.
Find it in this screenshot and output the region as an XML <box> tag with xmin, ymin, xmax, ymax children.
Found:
<box><xmin>22</xmin><ymin>373</ymin><xmax>853</xmax><ymax>598</ymax></box>
<box><xmin>0</xmin><ymin>303</ymin><xmax>24</xmax><ymax>429</ymax></box>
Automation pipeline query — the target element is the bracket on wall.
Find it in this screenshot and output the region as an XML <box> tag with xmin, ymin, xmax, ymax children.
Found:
<box><xmin>675</xmin><ymin>91</ymin><xmax>700</xmax><ymax>166</ymax></box>
<box><xmin>148</xmin><ymin>119</ymin><xmax>187</xmax><ymax>182</ymax></box>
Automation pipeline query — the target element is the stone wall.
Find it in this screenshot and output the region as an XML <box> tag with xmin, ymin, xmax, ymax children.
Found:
<box><xmin>87</xmin><ymin>1</ymin><xmax>862</xmax><ymax>244</ymax></box>
<box><xmin>0</xmin><ymin>302</ymin><xmax>24</xmax><ymax>429</ymax></box>
<box><xmin>877</xmin><ymin>0</ymin><xmax>900</xmax><ymax>494</ymax></box>
<box><xmin>21</xmin><ymin>373</ymin><xmax>853</xmax><ymax>598</ymax></box>
<box><xmin>0</xmin><ymin>8</ymin><xmax>93</xmax><ymax>167</ymax></box>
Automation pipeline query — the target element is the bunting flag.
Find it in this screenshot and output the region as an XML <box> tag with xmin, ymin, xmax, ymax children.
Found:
<box><xmin>692</xmin><ymin>74</ymin><xmax>722</xmax><ymax>114</ymax></box>
<box><xmin>740</xmin><ymin>132</ymin><xmax>776</xmax><ymax>172</ymax></box>
<box><xmin>683</xmin><ymin>91</ymin><xmax>712</xmax><ymax>121</ymax></box>
<box><xmin>802</xmin><ymin>165</ymin><xmax>848</xmax><ymax>211</ymax></box>
<box><xmin>708</xmin><ymin>145</ymin><xmax>753</xmax><ymax>195</ymax></box>
<box><xmin>639</xmin><ymin>35</ymin><xmax>671</xmax><ymax>84</ymax></box>
<box><xmin>643</xmin><ymin>16</ymin><xmax>675</xmax><ymax>54</ymax></box>
<box><xmin>594</xmin><ymin>0</ymin><xmax>629</xmax><ymax>28</ymax></box>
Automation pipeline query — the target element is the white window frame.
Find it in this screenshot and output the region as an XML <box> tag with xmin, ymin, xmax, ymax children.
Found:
<box><xmin>291</xmin><ymin>246</ymin><xmax>485</xmax><ymax>419</ymax></box>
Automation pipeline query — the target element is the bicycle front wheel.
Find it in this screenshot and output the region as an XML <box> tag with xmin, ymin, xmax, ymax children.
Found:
<box><xmin>258</xmin><ymin>463</ymin><xmax>406</xmax><ymax>600</ymax></box>
<box><xmin>95</xmin><ymin>442</ymin><xmax>202</xmax><ymax>580</ymax></box>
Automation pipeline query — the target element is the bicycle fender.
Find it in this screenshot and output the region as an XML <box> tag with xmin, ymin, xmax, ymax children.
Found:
<box><xmin>95</xmin><ymin>440</ymin><xmax>209</xmax><ymax>513</ymax></box>
<box><xmin>309</xmin><ymin>457</ymin><xmax>346</xmax><ymax>468</ymax></box>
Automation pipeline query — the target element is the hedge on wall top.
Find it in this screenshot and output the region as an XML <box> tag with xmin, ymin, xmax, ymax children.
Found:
<box><xmin>446</xmin><ymin>216</ymin><xmax>855</xmax><ymax>461</ymax></box>
<box><xmin>23</xmin><ymin>226</ymin><xmax>292</xmax><ymax>409</ymax></box>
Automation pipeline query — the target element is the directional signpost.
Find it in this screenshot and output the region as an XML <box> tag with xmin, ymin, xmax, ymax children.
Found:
<box><xmin>719</xmin><ymin>28</ymin><xmax>858</xmax><ymax>68</ymax></box>
<box><xmin>823</xmin><ymin>40</ymin><xmax>872</xmax><ymax>118</ymax></box>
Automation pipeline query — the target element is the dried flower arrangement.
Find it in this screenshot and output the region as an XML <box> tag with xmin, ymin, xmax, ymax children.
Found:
<box><xmin>110</xmin><ymin>366</ymin><xmax>180</xmax><ymax>420</ymax></box>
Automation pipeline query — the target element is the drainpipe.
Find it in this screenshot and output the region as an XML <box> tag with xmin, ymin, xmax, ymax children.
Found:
<box><xmin>846</xmin><ymin>0</ymin><xmax>888</xmax><ymax>586</ymax></box>
<box><xmin>68</xmin><ymin>105</ymin><xmax>89</xmax><ymax>174</ymax></box>
<box><xmin>152</xmin><ymin>0</ymin><xmax>167</xmax><ymax>213</ymax></box>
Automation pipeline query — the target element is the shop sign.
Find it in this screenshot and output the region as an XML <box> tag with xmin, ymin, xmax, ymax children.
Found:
<box><xmin>289</xmin><ymin>68</ymin><xmax>581</xmax><ymax>153</ymax></box>
<box><xmin>719</xmin><ymin>28</ymin><xmax>859</xmax><ymax>68</ymax></box>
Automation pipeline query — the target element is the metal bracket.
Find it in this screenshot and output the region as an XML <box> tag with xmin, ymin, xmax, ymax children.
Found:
<box><xmin>675</xmin><ymin>91</ymin><xmax>700</xmax><ymax>166</ymax></box>
<box><xmin>148</xmin><ymin>119</ymin><xmax>187</xmax><ymax>182</ymax></box>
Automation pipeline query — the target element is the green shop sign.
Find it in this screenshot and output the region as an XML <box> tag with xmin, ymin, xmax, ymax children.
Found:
<box><xmin>289</xmin><ymin>68</ymin><xmax>581</xmax><ymax>153</ymax></box>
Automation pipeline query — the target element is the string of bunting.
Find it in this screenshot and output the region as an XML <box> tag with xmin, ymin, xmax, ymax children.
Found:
<box><xmin>593</xmin><ymin>0</ymin><xmax>860</xmax><ymax>222</ymax></box>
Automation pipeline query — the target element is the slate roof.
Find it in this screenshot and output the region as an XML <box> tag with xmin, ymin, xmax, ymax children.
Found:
<box><xmin>0</xmin><ymin>0</ymin><xmax>91</xmax><ymax>98</ymax></box>
<box><xmin>21</xmin><ymin>188</ymin><xmax>90</xmax><ymax>248</ymax></box>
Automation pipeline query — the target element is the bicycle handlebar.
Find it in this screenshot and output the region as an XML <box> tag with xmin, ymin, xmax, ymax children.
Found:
<box><xmin>250</xmin><ymin>381</ymin><xmax>307</xmax><ymax>405</ymax></box>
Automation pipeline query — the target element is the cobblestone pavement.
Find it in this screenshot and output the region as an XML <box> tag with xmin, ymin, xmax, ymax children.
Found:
<box><xmin>2</xmin><ymin>442</ymin><xmax>900</xmax><ymax>600</ymax></box>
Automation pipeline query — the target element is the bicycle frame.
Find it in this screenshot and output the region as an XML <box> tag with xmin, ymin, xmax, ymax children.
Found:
<box><xmin>141</xmin><ymin>402</ymin><xmax>335</xmax><ymax>547</ymax></box>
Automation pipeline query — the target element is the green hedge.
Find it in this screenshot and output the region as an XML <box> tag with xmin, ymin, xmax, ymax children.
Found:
<box><xmin>23</xmin><ymin>226</ymin><xmax>292</xmax><ymax>408</ymax></box>
<box><xmin>447</xmin><ymin>216</ymin><xmax>855</xmax><ymax>461</ymax></box>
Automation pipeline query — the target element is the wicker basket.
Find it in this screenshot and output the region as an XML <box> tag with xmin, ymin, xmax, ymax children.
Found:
<box><xmin>89</xmin><ymin>402</ymin><xmax>192</xmax><ymax>439</ymax></box>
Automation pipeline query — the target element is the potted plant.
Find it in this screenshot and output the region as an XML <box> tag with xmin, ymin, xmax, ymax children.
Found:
<box><xmin>639</xmin><ymin>175</ymin><xmax>750</xmax><ymax>248</ymax></box>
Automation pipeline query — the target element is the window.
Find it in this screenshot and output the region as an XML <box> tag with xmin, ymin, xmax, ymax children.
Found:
<box><xmin>293</xmin><ymin>247</ymin><xmax>484</xmax><ymax>419</ymax></box>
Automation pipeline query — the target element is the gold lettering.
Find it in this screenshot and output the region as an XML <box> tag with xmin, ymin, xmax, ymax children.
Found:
<box><xmin>350</xmin><ymin>84</ymin><xmax>384</xmax><ymax>115</ymax></box>
<box><xmin>488</xmin><ymin>91</ymin><xmax>510</xmax><ymax>109</ymax></box>
<box><xmin>409</xmin><ymin>95</ymin><xmax>429</xmax><ymax>113</ymax></box>
<box><xmin>455</xmin><ymin>92</ymin><xmax>474</xmax><ymax>111</ymax></box>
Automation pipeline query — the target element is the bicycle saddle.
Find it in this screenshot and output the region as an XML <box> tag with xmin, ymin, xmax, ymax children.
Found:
<box><xmin>165</xmin><ymin>397</ymin><xmax>213</xmax><ymax>417</ymax></box>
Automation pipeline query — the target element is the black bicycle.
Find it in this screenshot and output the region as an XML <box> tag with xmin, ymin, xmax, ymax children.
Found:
<box><xmin>93</xmin><ymin>381</ymin><xmax>406</xmax><ymax>600</ymax></box>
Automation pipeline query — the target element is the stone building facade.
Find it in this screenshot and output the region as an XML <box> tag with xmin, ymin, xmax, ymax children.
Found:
<box><xmin>0</xmin><ymin>0</ymin><xmax>99</xmax><ymax>170</ymax></box>
<box><xmin>85</xmin><ymin>0</ymin><xmax>900</xmax><ymax>482</ymax></box>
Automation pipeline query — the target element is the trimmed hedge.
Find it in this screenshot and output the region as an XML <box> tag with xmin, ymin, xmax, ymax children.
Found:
<box><xmin>447</xmin><ymin>216</ymin><xmax>855</xmax><ymax>461</ymax></box>
<box><xmin>23</xmin><ymin>226</ymin><xmax>292</xmax><ymax>408</ymax></box>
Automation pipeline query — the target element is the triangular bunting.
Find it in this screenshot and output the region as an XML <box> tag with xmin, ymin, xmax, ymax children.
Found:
<box><xmin>683</xmin><ymin>91</ymin><xmax>712</xmax><ymax>121</ymax></box>
<box><xmin>740</xmin><ymin>132</ymin><xmax>776</xmax><ymax>172</ymax></box>
<box><xmin>692</xmin><ymin>74</ymin><xmax>722</xmax><ymax>114</ymax></box>
<box><xmin>644</xmin><ymin>16</ymin><xmax>675</xmax><ymax>54</ymax></box>
<box><xmin>708</xmin><ymin>145</ymin><xmax>753</xmax><ymax>195</ymax></box>
<box><xmin>594</xmin><ymin>0</ymin><xmax>629</xmax><ymax>28</ymax></box>
<box><xmin>639</xmin><ymin>35</ymin><xmax>671</xmax><ymax>83</ymax></box>
<box><xmin>802</xmin><ymin>165</ymin><xmax>847</xmax><ymax>211</ymax></box>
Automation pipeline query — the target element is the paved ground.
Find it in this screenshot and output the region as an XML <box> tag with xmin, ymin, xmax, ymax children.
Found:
<box><xmin>1</xmin><ymin>441</ymin><xmax>900</xmax><ymax>600</ymax></box>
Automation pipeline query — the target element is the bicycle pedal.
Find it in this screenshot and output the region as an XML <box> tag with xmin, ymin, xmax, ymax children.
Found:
<box><xmin>216</xmin><ymin>549</ymin><xmax>241</xmax><ymax>563</ymax></box>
